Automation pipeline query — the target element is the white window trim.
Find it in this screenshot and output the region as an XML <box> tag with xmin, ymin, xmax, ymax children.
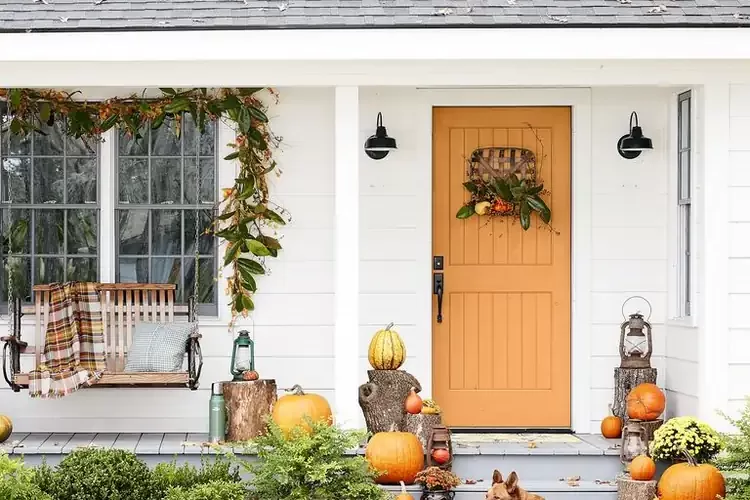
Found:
<box><xmin>668</xmin><ymin>88</ymin><xmax>697</xmax><ymax>327</ymax></box>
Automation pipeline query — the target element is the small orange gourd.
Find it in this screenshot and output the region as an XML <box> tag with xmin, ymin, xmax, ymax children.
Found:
<box><xmin>405</xmin><ymin>388</ymin><xmax>423</xmax><ymax>415</ymax></box>
<box><xmin>600</xmin><ymin>404</ymin><xmax>623</xmax><ymax>439</ymax></box>
<box><xmin>0</xmin><ymin>415</ymin><xmax>11</xmax><ymax>443</ymax></box>
<box><xmin>627</xmin><ymin>383</ymin><xmax>666</xmax><ymax>421</ymax></box>
<box><xmin>395</xmin><ymin>481</ymin><xmax>413</xmax><ymax>500</ymax></box>
<box><xmin>630</xmin><ymin>455</ymin><xmax>656</xmax><ymax>481</ymax></box>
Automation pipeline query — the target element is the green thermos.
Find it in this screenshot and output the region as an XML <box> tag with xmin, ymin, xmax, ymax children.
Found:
<box><xmin>209</xmin><ymin>382</ymin><xmax>226</xmax><ymax>443</ymax></box>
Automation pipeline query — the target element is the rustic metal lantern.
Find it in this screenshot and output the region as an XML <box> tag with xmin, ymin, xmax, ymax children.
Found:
<box><xmin>426</xmin><ymin>425</ymin><xmax>453</xmax><ymax>471</ymax></box>
<box><xmin>619</xmin><ymin>296</ymin><xmax>653</xmax><ymax>369</ymax></box>
<box><xmin>620</xmin><ymin>420</ymin><xmax>648</xmax><ymax>466</ymax></box>
<box><xmin>230</xmin><ymin>330</ymin><xmax>255</xmax><ymax>381</ymax></box>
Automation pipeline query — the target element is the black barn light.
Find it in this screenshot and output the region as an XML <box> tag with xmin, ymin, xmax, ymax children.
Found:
<box><xmin>364</xmin><ymin>112</ymin><xmax>397</xmax><ymax>160</ymax></box>
<box><xmin>617</xmin><ymin>111</ymin><xmax>653</xmax><ymax>159</ymax></box>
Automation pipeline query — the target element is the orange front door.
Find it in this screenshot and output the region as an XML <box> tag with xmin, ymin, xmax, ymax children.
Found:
<box><xmin>432</xmin><ymin>107</ymin><xmax>571</xmax><ymax>428</ymax></box>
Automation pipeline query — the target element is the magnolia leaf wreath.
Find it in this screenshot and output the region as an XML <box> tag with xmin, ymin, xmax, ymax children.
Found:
<box><xmin>0</xmin><ymin>88</ymin><xmax>285</xmax><ymax>323</ymax></box>
<box><xmin>455</xmin><ymin>127</ymin><xmax>552</xmax><ymax>231</ymax></box>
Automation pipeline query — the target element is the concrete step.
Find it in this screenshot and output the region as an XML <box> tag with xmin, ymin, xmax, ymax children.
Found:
<box><xmin>383</xmin><ymin>481</ymin><xmax>617</xmax><ymax>500</ymax></box>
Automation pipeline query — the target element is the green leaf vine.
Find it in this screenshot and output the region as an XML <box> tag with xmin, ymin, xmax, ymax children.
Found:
<box><xmin>0</xmin><ymin>87</ymin><xmax>286</xmax><ymax>321</ymax></box>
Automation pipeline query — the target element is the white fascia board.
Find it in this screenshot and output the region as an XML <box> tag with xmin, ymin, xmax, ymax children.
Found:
<box><xmin>3</xmin><ymin>28</ymin><xmax>750</xmax><ymax>63</ymax></box>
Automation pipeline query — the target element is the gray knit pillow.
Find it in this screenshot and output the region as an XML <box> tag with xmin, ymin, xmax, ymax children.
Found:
<box><xmin>124</xmin><ymin>322</ymin><xmax>196</xmax><ymax>373</ymax></box>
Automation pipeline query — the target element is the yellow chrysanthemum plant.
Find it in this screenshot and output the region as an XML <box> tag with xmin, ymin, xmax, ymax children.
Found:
<box><xmin>649</xmin><ymin>416</ymin><xmax>724</xmax><ymax>463</ymax></box>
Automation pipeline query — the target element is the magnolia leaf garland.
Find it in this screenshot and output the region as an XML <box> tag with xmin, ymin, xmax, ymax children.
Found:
<box><xmin>0</xmin><ymin>87</ymin><xmax>286</xmax><ymax>321</ymax></box>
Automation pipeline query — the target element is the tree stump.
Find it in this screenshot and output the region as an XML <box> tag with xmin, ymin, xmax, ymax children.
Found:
<box><xmin>616</xmin><ymin>476</ymin><xmax>656</xmax><ymax>500</ymax></box>
<box><xmin>224</xmin><ymin>379</ymin><xmax>277</xmax><ymax>442</ymax></box>
<box><xmin>359</xmin><ymin>370</ymin><xmax>421</xmax><ymax>433</ymax></box>
<box><xmin>405</xmin><ymin>413</ymin><xmax>442</xmax><ymax>451</ymax></box>
<box><xmin>613</xmin><ymin>367</ymin><xmax>657</xmax><ymax>420</ymax></box>
<box><xmin>630</xmin><ymin>419</ymin><xmax>663</xmax><ymax>446</ymax></box>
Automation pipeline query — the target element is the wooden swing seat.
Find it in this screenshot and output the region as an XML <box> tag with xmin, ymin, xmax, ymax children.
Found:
<box><xmin>2</xmin><ymin>283</ymin><xmax>203</xmax><ymax>392</ymax></box>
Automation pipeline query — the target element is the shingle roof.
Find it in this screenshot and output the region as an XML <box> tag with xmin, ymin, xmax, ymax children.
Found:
<box><xmin>1</xmin><ymin>0</ymin><xmax>749</xmax><ymax>32</ymax></box>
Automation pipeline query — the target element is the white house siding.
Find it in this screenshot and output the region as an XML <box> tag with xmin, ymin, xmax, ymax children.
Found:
<box><xmin>728</xmin><ymin>84</ymin><xmax>750</xmax><ymax>416</ymax></box>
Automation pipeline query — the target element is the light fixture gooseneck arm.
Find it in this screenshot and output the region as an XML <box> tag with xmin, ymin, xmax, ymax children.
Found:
<box><xmin>629</xmin><ymin>111</ymin><xmax>639</xmax><ymax>133</ymax></box>
<box><xmin>376</xmin><ymin>112</ymin><xmax>383</xmax><ymax>128</ymax></box>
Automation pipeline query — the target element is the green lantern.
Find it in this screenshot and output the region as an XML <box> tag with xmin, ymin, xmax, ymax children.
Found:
<box><xmin>230</xmin><ymin>330</ymin><xmax>255</xmax><ymax>381</ymax></box>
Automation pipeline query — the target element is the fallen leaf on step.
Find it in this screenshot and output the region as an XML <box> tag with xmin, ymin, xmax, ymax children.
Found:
<box><xmin>527</xmin><ymin>441</ymin><xmax>538</xmax><ymax>448</ymax></box>
<box><xmin>464</xmin><ymin>479</ymin><xmax>477</xmax><ymax>485</ymax></box>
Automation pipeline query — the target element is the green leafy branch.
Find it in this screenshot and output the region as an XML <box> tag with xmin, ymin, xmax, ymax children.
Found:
<box><xmin>1</xmin><ymin>87</ymin><xmax>285</xmax><ymax>320</ymax></box>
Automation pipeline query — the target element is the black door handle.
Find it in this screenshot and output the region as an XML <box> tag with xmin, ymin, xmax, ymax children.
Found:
<box><xmin>433</xmin><ymin>273</ymin><xmax>444</xmax><ymax>323</ymax></box>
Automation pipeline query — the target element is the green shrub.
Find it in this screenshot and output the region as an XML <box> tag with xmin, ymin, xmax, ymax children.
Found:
<box><xmin>716</xmin><ymin>398</ymin><xmax>750</xmax><ymax>499</ymax></box>
<box><xmin>240</xmin><ymin>420</ymin><xmax>388</xmax><ymax>500</ymax></box>
<box><xmin>152</xmin><ymin>455</ymin><xmax>241</xmax><ymax>497</ymax></box>
<box><xmin>45</xmin><ymin>447</ymin><xmax>154</xmax><ymax>500</ymax></box>
<box><xmin>0</xmin><ymin>451</ymin><xmax>53</xmax><ymax>500</ymax></box>
<box><xmin>164</xmin><ymin>480</ymin><xmax>248</xmax><ymax>500</ymax></box>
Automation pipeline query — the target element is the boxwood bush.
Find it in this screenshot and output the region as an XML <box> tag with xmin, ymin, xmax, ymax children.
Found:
<box><xmin>0</xmin><ymin>451</ymin><xmax>53</xmax><ymax>500</ymax></box>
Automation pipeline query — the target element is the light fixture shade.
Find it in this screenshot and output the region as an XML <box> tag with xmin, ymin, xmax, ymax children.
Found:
<box><xmin>364</xmin><ymin>112</ymin><xmax>397</xmax><ymax>160</ymax></box>
<box><xmin>617</xmin><ymin>112</ymin><xmax>653</xmax><ymax>159</ymax></box>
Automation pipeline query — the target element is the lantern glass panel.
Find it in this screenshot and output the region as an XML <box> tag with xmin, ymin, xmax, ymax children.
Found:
<box><xmin>234</xmin><ymin>345</ymin><xmax>251</xmax><ymax>371</ymax></box>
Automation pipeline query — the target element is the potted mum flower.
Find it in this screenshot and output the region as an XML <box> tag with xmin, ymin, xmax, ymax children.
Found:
<box><xmin>649</xmin><ymin>416</ymin><xmax>723</xmax><ymax>463</ymax></box>
<box><xmin>414</xmin><ymin>466</ymin><xmax>461</xmax><ymax>500</ymax></box>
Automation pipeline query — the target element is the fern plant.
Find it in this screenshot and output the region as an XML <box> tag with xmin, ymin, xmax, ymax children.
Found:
<box><xmin>716</xmin><ymin>398</ymin><xmax>750</xmax><ymax>499</ymax></box>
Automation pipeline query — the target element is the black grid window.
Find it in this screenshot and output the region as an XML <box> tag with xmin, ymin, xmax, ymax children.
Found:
<box><xmin>0</xmin><ymin>114</ymin><xmax>99</xmax><ymax>304</ymax></box>
<box><xmin>116</xmin><ymin>117</ymin><xmax>217</xmax><ymax>314</ymax></box>
<box><xmin>677</xmin><ymin>91</ymin><xmax>692</xmax><ymax>317</ymax></box>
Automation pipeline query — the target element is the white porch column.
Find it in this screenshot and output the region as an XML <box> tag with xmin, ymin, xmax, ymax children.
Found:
<box><xmin>696</xmin><ymin>83</ymin><xmax>730</xmax><ymax>430</ymax></box>
<box><xmin>334</xmin><ymin>86</ymin><xmax>360</xmax><ymax>428</ymax></box>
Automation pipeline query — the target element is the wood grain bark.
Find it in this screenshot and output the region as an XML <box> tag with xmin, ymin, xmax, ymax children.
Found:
<box><xmin>404</xmin><ymin>413</ymin><xmax>442</xmax><ymax>451</ymax></box>
<box><xmin>224</xmin><ymin>379</ymin><xmax>277</xmax><ymax>442</ymax></box>
<box><xmin>616</xmin><ymin>476</ymin><xmax>657</xmax><ymax>500</ymax></box>
<box><xmin>358</xmin><ymin>370</ymin><xmax>421</xmax><ymax>433</ymax></box>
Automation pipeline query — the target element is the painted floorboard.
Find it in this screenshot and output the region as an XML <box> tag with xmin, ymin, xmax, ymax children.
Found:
<box><xmin>135</xmin><ymin>433</ymin><xmax>165</xmax><ymax>454</ymax></box>
<box><xmin>90</xmin><ymin>433</ymin><xmax>118</xmax><ymax>449</ymax></box>
<box><xmin>62</xmin><ymin>433</ymin><xmax>96</xmax><ymax>453</ymax></box>
<box><xmin>160</xmin><ymin>433</ymin><xmax>187</xmax><ymax>455</ymax></box>
<box><xmin>37</xmin><ymin>433</ymin><xmax>74</xmax><ymax>454</ymax></box>
<box><xmin>184</xmin><ymin>433</ymin><xmax>210</xmax><ymax>455</ymax></box>
<box><xmin>0</xmin><ymin>433</ymin><xmax>28</xmax><ymax>453</ymax></box>
<box><xmin>112</xmin><ymin>433</ymin><xmax>141</xmax><ymax>452</ymax></box>
<box><xmin>14</xmin><ymin>433</ymin><xmax>51</xmax><ymax>454</ymax></box>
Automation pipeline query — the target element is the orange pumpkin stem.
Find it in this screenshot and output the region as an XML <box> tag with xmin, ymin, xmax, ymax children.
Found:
<box><xmin>288</xmin><ymin>384</ymin><xmax>305</xmax><ymax>396</ymax></box>
<box><xmin>400</xmin><ymin>481</ymin><xmax>407</xmax><ymax>494</ymax></box>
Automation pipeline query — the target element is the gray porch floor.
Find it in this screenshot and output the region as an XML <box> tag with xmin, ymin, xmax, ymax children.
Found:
<box><xmin>2</xmin><ymin>432</ymin><xmax>621</xmax><ymax>457</ymax></box>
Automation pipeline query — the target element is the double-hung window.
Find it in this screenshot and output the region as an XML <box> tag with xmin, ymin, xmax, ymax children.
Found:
<box><xmin>677</xmin><ymin>91</ymin><xmax>692</xmax><ymax>317</ymax></box>
<box><xmin>1</xmin><ymin>109</ymin><xmax>218</xmax><ymax>315</ymax></box>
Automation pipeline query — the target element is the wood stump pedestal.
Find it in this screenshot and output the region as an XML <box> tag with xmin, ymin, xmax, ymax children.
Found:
<box><xmin>224</xmin><ymin>379</ymin><xmax>277</xmax><ymax>442</ymax></box>
<box><xmin>404</xmin><ymin>413</ymin><xmax>442</xmax><ymax>451</ymax></box>
<box><xmin>617</xmin><ymin>476</ymin><xmax>657</xmax><ymax>500</ymax></box>
<box><xmin>613</xmin><ymin>367</ymin><xmax>657</xmax><ymax>421</ymax></box>
<box><xmin>358</xmin><ymin>370</ymin><xmax>421</xmax><ymax>433</ymax></box>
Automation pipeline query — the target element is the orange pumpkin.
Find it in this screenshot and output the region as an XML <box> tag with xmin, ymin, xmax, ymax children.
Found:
<box><xmin>658</xmin><ymin>454</ymin><xmax>725</xmax><ymax>500</ymax></box>
<box><xmin>627</xmin><ymin>383</ymin><xmax>666</xmax><ymax>421</ymax></box>
<box><xmin>272</xmin><ymin>384</ymin><xmax>333</xmax><ymax>435</ymax></box>
<box><xmin>0</xmin><ymin>415</ymin><xmax>11</xmax><ymax>443</ymax></box>
<box><xmin>366</xmin><ymin>431</ymin><xmax>424</xmax><ymax>485</ymax></box>
<box><xmin>395</xmin><ymin>481</ymin><xmax>413</xmax><ymax>500</ymax></box>
<box><xmin>601</xmin><ymin>404</ymin><xmax>623</xmax><ymax>439</ymax></box>
<box><xmin>405</xmin><ymin>388</ymin><xmax>423</xmax><ymax>415</ymax></box>
<box><xmin>630</xmin><ymin>455</ymin><xmax>656</xmax><ymax>481</ymax></box>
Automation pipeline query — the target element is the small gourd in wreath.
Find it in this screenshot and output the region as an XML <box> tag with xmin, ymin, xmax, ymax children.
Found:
<box><xmin>455</xmin><ymin>146</ymin><xmax>552</xmax><ymax>230</ymax></box>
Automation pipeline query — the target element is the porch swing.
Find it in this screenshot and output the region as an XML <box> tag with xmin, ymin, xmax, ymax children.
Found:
<box><xmin>1</xmin><ymin>112</ymin><xmax>205</xmax><ymax>392</ymax></box>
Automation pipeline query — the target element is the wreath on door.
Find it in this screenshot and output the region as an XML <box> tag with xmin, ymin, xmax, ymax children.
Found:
<box><xmin>455</xmin><ymin>140</ymin><xmax>552</xmax><ymax>231</ymax></box>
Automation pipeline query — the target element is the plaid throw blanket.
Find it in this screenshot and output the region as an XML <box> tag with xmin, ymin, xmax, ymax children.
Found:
<box><xmin>29</xmin><ymin>282</ymin><xmax>106</xmax><ymax>398</ymax></box>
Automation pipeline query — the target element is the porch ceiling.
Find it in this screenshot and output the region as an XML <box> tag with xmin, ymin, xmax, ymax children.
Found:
<box><xmin>1</xmin><ymin>0</ymin><xmax>749</xmax><ymax>32</ymax></box>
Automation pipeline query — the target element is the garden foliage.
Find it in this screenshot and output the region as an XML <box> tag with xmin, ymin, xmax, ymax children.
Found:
<box><xmin>716</xmin><ymin>398</ymin><xmax>750</xmax><ymax>500</ymax></box>
<box><xmin>0</xmin><ymin>450</ymin><xmax>53</xmax><ymax>500</ymax></box>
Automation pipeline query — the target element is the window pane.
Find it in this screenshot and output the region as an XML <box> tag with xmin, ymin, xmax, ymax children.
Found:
<box><xmin>184</xmin><ymin>258</ymin><xmax>215</xmax><ymax>304</ymax></box>
<box><xmin>36</xmin><ymin>257</ymin><xmax>65</xmax><ymax>285</ymax></box>
<box><xmin>679</xmin><ymin>98</ymin><xmax>690</xmax><ymax>149</ymax></box>
<box><xmin>67</xmin><ymin>258</ymin><xmax>98</xmax><ymax>282</ymax></box>
<box><xmin>152</xmin><ymin>158</ymin><xmax>181</xmax><ymax>204</ymax></box>
<box><xmin>152</xmin><ymin>210</ymin><xmax>182</xmax><ymax>255</ymax></box>
<box><xmin>118</xmin><ymin>127</ymin><xmax>149</xmax><ymax>157</ymax></box>
<box><xmin>3</xmin><ymin>130</ymin><xmax>31</xmax><ymax>156</ymax></box>
<box><xmin>67</xmin><ymin>135</ymin><xmax>97</xmax><ymax>157</ymax></box>
<box><xmin>119</xmin><ymin>158</ymin><xmax>148</xmax><ymax>204</ymax></box>
<box><xmin>35</xmin><ymin>210</ymin><xmax>64</xmax><ymax>254</ymax></box>
<box><xmin>679</xmin><ymin>151</ymin><xmax>690</xmax><ymax>200</ymax></box>
<box><xmin>185</xmin><ymin>210</ymin><xmax>214</xmax><ymax>255</ymax></box>
<box><xmin>184</xmin><ymin>158</ymin><xmax>215</xmax><ymax>204</ymax></box>
<box><xmin>34</xmin><ymin>122</ymin><xmax>65</xmax><ymax>156</ymax></box>
<box><xmin>151</xmin><ymin>257</ymin><xmax>181</xmax><ymax>292</ymax></box>
<box><xmin>119</xmin><ymin>209</ymin><xmax>149</xmax><ymax>255</ymax></box>
<box><xmin>67</xmin><ymin>158</ymin><xmax>98</xmax><ymax>204</ymax></box>
<box><xmin>184</xmin><ymin>117</ymin><xmax>216</xmax><ymax>156</ymax></box>
<box><xmin>150</xmin><ymin>120</ymin><xmax>181</xmax><ymax>156</ymax></box>
<box><xmin>1</xmin><ymin>209</ymin><xmax>31</xmax><ymax>254</ymax></box>
<box><xmin>119</xmin><ymin>258</ymin><xmax>148</xmax><ymax>283</ymax></box>
<box><xmin>1</xmin><ymin>157</ymin><xmax>31</xmax><ymax>203</ymax></box>
<box><xmin>67</xmin><ymin>209</ymin><xmax>98</xmax><ymax>255</ymax></box>
<box><xmin>1</xmin><ymin>257</ymin><xmax>31</xmax><ymax>302</ymax></box>
<box><xmin>33</xmin><ymin>158</ymin><xmax>64</xmax><ymax>204</ymax></box>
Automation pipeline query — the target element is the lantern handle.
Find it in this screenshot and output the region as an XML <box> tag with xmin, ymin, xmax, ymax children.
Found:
<box><xmin>621</xmin><ymin>295</ymin><xmax>652</xmax><ymax>321</ymax></box>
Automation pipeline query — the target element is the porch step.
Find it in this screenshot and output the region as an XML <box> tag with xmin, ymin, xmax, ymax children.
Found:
<box><xmin>383</xmin><ymin>481</ymin><xmax>617</xmax><ymax>499</ymax></box>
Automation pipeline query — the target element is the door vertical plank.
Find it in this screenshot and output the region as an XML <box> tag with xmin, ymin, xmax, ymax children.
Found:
<box><xmin>522</xmin><ymin>293</ymin><xmax>538</xmax><ymax>389</ymax></box>
<box><xmin>537</xmin><ymin>293</ymin><xmax>553</xmax><ymax>390</ymax></box>
<box><xmin>493</xmin><ymin>293</ymin><xmax>509</xmax><ymax>389</ymax></box>
<box><xmin>449</xmin><ymin>294</ymin><xmax>464</xmax><ymax>390</ymax></box>
<box><xmin>477</xmin><ymin>128</ymin><xmax>496</xmax><ymax>265</ymax></box>
<box><xmin>477</xmin><ymin>292</ymin><xmax>494</xmax><ymax>390</ymax></box>
<box><xmin>462</xmin><ymin>128</ymin><xmax>480</xmax><ymax>266</ymax></box>
<box><xmin>506</xmin><ymin>128</ymin><xmax>524</xmax><ymax>265</ymax></box>
<box><xmin>463</xmin><ymin>292</ymin><xmax>479</xmax><ymax>390</ymax></box>
<box><xmin>493</xmin><ymin>128</ymin><xmax>510</xmax><ymax>265</ymax></box>
<box><xmin>507</xmin><ymin>293</ymin><xmax>523</xmax><ymax>389</ymax></box>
